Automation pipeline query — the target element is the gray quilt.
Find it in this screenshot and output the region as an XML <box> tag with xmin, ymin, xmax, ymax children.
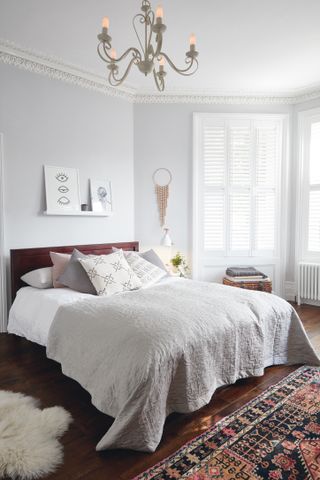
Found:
<box><xmin>46</xmin><ymin>279</ymin><xmax>320</xmax><ymax>452</ymax></box>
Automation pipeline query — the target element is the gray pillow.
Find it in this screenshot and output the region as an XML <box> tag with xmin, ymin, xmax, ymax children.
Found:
<box><xmin>139</xmin><ymin>249</ymin><xmax>168</xmax><ymax>272</ymax></box>
<box><xmin>58</xmin><ymin>249</ymin><xmax>96</xmax><ymax>295</ymax></box>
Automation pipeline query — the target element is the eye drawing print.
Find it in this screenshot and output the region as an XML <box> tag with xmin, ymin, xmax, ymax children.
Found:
<box><xmin>45</xmin><ymin>166</ymin><xmax>81</xmax><ymax>212</ymax></box>
<box><xmin>57</xmin><ymin>196</ymin><xmax>70</xmax><ymax>205</ymax></box>
<box><xmin>56</xmin><ymin>171</ymin><xmax>70</xmax><ymax>207</ymax></box>
<box><xmin>56</xmin><ymin>172</ymin><xmax>69</xmax><ymax>182</ymax></box>
<box><xmin>58</xmin><ymin>186</ymin><xmax>69</xmax><ymax>193</ymax></box>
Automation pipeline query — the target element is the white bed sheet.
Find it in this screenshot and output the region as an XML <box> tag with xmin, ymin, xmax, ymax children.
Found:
<box><xmin>7</xmin><ymin>287</ymin><xmax>92</xmax><ymax>346</ymax></box>
<box><xmin>8</xmin><ymin>277</ymin><xmax>179</xmax><ymax>347</ymax></box>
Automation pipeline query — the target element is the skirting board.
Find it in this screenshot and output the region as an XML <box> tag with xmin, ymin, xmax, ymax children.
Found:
<box><xmin>285</xmin><ymin>281</ymin><xmax>320</xmax><ymax>306</ymax></box>
<box><xmin>299</xmin><ymin>298</ymin><xmax>320</xmax><ymax>307</ymax></box>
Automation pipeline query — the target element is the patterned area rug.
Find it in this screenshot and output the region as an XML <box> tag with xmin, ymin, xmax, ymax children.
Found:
<box><xmin>134</xmin><ymin>366</ymin><xmax>320</xmax><ymax>480</ymax></box>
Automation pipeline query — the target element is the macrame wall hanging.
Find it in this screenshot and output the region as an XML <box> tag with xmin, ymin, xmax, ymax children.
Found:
<box><xmin>153</xmin><ymin>168</ymin><xmax>172</xmax><ymax>227</ymax></box>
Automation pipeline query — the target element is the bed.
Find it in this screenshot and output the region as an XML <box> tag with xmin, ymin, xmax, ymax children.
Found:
<box><xmin>8</xmin><ymin>242</ymin><xmax>320</xmax><ymax>453</ymax></box>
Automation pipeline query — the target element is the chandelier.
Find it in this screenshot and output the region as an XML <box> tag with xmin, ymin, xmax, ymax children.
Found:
<box><xmin>97</xmin><ymin>0</ymin><xmax>199</xmax><ymax>92</ymax></box>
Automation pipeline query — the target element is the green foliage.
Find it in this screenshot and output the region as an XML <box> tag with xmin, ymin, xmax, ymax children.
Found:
<box><xmin>170</xmin><ymin>252</ymin><xmax>184</xmax><ymax>268</ymax></box>
<box><xmin>170</xmin><ymin>252</ymin><xmax>190</xmax><ymax>277</ymax></box>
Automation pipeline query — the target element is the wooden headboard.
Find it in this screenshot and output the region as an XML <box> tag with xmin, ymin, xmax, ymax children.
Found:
<box><xmin>10</xmin><ymin>241</ymin><xmax>139</xmax><ymax>301</ymax></box>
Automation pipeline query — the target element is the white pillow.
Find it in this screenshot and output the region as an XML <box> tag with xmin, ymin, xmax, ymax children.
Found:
<box><xmin>21</xmin><ymin>267</ymin><xmax>53</xmax><ymax>289</ymax></box>
<box><xmin>125</xmin><ymin>251</ymin><xmax>167</xmax><ymax>287</ymax></box>
<box><xmin>78</xmin><ymin>250</ymin><xmax>142</xmax><ymax>297</ymax></box>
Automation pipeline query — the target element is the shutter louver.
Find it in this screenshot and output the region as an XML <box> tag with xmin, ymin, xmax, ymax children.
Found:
<box><xmin>255</xmin><ymin>191</ymin><xmax>275</xmax><ymax>251</ymax></box>
<box><xmin>204</xmin><ymin>191</ymin><xmax>224</xmax><ymax>250</ymax></box>
<box><xmin>229</xmin><ymin>125</ymin><xmax>251</xmax><ymax>186</ymax></box>
<box><xmin>256</xmin><ymin>126</ymin><xmax>277</xmax><ymax>186</ymax></box>
<box><xmin>230</xmin><ymin>191</ymin><xmax>250</xmax><ymax>251</ymax></box>
<box><xmin>203</xmin><ymin>124</ymin><xmax>225</xmax><ymax>186</ymax></box>
<box><xmin>203</xmin><ymin>122</ymin><xmax>226</xmax><ymax>251</ymax></box>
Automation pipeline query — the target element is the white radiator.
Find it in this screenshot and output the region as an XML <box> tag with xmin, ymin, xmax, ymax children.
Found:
<box><xmin>297</xmin><ymin>262</ymin><xmax>320</xmax><ymax>305</ymax></box>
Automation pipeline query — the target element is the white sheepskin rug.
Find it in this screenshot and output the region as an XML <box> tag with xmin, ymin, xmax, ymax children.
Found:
<box><xmin>0</xmin><ymin>390</ymin><xmax>72</xmax><ymax>479</ymax></box>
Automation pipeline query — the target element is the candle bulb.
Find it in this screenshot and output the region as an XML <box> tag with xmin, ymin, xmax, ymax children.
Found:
<box><xmin>102</xmin><ymin>16</ymin><xmax>109</xmax><ymax>29</ymax></box>
<box><xmin>156</xmin><ymin>5</ymin><xmax>164</xmax><ymax>20</ymax></box>
<box><xmin>111</xmin><ymin>48</ymin><xmax>117</xmax><ymax>60</ymax></box>
<box><xmin>160</xmin><ymin>56</ymin><xmax>165</xmax><ymax>66</ymax></box>
<box><xmin>190</xmin><ymin>33</ymin><xmax>196</xmax><ymax>48</ymax></box>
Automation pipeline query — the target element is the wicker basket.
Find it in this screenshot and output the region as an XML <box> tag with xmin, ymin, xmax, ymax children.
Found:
<box><xmin>223</xmin><ymin>277</ymin><xmax>272</xmax><ymax>293</ymax></box>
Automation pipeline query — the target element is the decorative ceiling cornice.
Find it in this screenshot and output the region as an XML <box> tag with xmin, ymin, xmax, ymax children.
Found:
<box><xmin>1</xmin><ymin>39</ymin><xmax>320</xmax><ymax>106</ymax></box>
<box><xmin>0</xmin><ymin>39</ymin><xmax>135</xmax><ymax>102</ymax></box>
<box><xmin>134</xmin><ymin>87</ymin><xmax>320</xmax><ymax>105</ymax></box>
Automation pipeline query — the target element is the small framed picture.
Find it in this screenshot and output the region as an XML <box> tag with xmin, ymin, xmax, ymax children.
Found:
<box><xmin>90</xmin><ymin>179</ymin><xmax>113</xmax><ymax>213</ymax></box>
<box><xmin>44</xmin><ymin>166</ymin><xmax>81</xmax><ymax>212</ymax></box>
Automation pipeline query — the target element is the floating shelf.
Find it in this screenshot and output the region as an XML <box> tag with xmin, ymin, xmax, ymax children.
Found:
<box><xmin>44</xmin><ymin>210</ymin><xmax>113</xmax><ymax>217</ymax></box>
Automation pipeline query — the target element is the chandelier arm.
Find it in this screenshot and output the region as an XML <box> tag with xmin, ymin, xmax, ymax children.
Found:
<box><xmin>153</xmin><ymin>69</ymin><xmax>165</xmax><ymax>92</ymax></box>
<box><xmin>133</xmin><ymin>13</ymin><xmax>147</xmax><ymax>54</ymax></box>
<box><xmin>108</xmin><ymin>57</ymin><xmax>137</xmax><ymax>87</ymax></box>
<box><xmin>159</xmin><ymin>52</ymin><xmax>199</xmax><ymax>76</ymax></box>
<box><xmin>147</xmin><ymin>11</ymin><xmax>155</xmax><ymax>56</ymax></box>
<box><xmin>98</xmin><ymin>43</ymin><xmax>141</xmax><ymax>64</ymax></box>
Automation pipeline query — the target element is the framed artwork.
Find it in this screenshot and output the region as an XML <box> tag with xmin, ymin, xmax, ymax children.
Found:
<box><xmin>44</xmin><ymin>166</ymin><xmax>81</xmax><ymax>212</ymax></box>
<box><xmin>90</xmin><ymin>179</ymin><xmax>113</xmax><ymax>213</ymax></box>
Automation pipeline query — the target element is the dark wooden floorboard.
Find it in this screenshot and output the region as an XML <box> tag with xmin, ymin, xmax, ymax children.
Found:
<box><xmin>0</xmin><ymin>304</ymin><xmax>319</xmax><ymax>480</ymax></box>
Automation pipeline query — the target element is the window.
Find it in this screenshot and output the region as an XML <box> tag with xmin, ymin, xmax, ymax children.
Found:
<box><xmin>299</xmin><ymin>112</ymin><xmax>320</xmax><ymax>258</ymax></box>
<box><xmin>194</xmin><ymin>115</ymin><xmax>283</xmax><ymax>261</ymax></box>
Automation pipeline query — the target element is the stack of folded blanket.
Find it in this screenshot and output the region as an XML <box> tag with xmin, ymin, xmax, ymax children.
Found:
<box><xmin>223</xmin><ymin>267</ymin><xmax>272</xmax><ymax>292</ymax></box>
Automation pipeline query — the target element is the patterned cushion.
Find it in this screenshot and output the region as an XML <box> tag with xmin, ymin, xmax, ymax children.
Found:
<box><xmin>112</xmin><ymin>247</ymin><xmax>168</xmax><ymax>272</ymax></box>
<box><xmin>78</xmin><ymin>250</ymin><xmax>142</xmax><ymax>297</ymax></box>
<box><xmin>125</xmin><ymin>251</ymin><xmax>167</xmax><ymax>287</ymax></box>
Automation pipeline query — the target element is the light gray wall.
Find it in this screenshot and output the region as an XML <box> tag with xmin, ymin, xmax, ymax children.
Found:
<box><xmin>0</xmin><ymin>63</ymin><xmax>135</xmax><ymax>254</ymax></box>
<box><xmin>134</xmin><ymin>103</ymin><xmax>294</xmax><ymax>276</ymax></box>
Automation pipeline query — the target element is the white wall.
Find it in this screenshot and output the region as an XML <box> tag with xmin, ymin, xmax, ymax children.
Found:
<box><xmin>134</xmin><ymin>103</ymin><xmax>293</xmax><ymax>277</ymax></box>
<box><xmin>0</xmin><ymin>63</ymin><xmax>135</xmax><ymax>311</ymax></box>
<box><xmin>0</xmin><ymin>63</ymin><xmax>135</xmax><ymax>251</ymax></box>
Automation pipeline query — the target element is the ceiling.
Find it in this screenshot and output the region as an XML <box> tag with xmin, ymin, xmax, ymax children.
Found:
<box><xmin>1</xmin><ymin>0</ymin><xmax>320</xmax><ymax>96</ymax></box>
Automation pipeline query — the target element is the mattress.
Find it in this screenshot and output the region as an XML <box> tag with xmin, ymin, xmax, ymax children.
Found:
<box><xmin>7</xmin><ymin>287</ymin><xmax>92</xmax><ymax>346</ymax></box>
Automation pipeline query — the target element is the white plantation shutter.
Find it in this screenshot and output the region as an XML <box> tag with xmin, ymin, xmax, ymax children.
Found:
<box><xmin>310</xmin><ymin>122</ymin><xmax>320</xmax><ymax>185</ymax></box>
<box><xmin>254</xmin><ymin>123</ymin><xmax>279</xmax><ymax>253</ymax></box>
<box><xmin>204</xmin><ymin>191</ymin><xmax>224</xmax><ymax>250</ymax></box>
<box><xmin>229</xmin><ymin>124</ymin><xmax>251</xmax><ymax>187</ymax></box>
<box><xmin>308</xmin><ymin>191</ymin><xmax>320</xmax><ymax>252</ymax></box>
<box><xmin>195</xmin><ymin>115</ymin><xmax>282</xmax><ymax>258</ymax></box>
<box><xmin>230</xmin><ymin>191</ymin><xmax>250</xmax><ymax>251</ymax></box>
<box><xmin>228</xmin><ymin>122</ymin><xmax>251</xmax><ymax>253</ymax></box>
<box><xmin>299</xmin><ymin>118</ymin><xmax>320</xmax><ymax>257</ymax></box>
<box><xmin>306</xmin><ymin>121</ymin><xmax>320</xmax><ymax>253</ymax></box>
<box><xmin>203</xmin><ymin>123</ymin><xmax>225</xmax><ymax>186</ymax></box>
<box><xmin>203</xmin><ymin>121</ymin><xmax>226</xmax><ymax>250</ymax></box>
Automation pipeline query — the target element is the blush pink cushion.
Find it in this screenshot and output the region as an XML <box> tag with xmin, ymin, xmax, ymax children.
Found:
<box><xmin>50</xmin><ymin>252</ymin><xmax>71</xmax><ymax>288</ymax></box>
